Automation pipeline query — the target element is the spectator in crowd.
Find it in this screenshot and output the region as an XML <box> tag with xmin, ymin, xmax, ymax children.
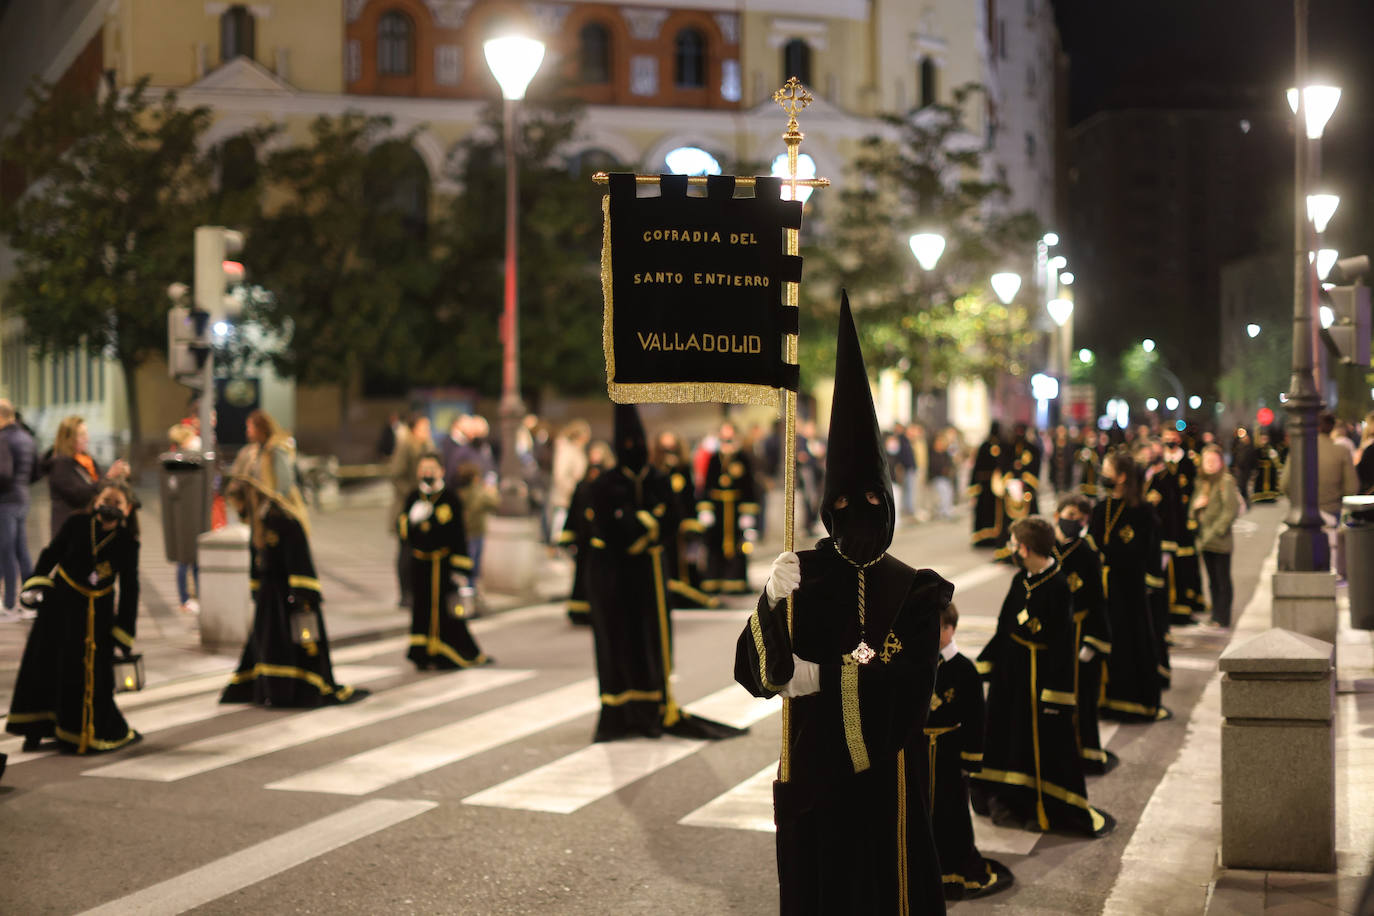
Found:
<box><xmin>42</xmin><ymin>415</ymin><xmax>131</xmax><ymax>537</ymax></box>
<box><xmin>388</xmin><ymin>413</ymin><xmax>436</xmax><ymax>607</ymax></box>
<box><xmin>1230</xmin><ymin>426</ymin><xmax>1256</xmax><ymax>506</ymax></box>
<box><xmin>0</xmin><ymin>400</ymin><xmax>37</xmax><ymax>622</ymax></box>
<box><xmin>928</xmin><ymin>428</ymin><xmax>957</xmax><ymax>521</ymax></box>
<box><xmin>1192</xmin><ymin>444</ymin><xmax>1241</xmax><ymax>629</ymax></box>
<box><xmin>549</xmin><ymin>420</ymin><xmax>591</xmax><ymax>542</ymax></box>
<box><xmin>1281</xmin><ymin>411</ymin><xmax>1359</xmax><ymax>578</ymax></box>
<box><xmin>377</xmin><ymin>412</ymin><xmax>402</xmax><ymax>460</ymax></box>
<box><xmin>167</xmin><ymin>424</ymin><xmax>202</xmax><ymax>614</ymax></box>
<box><xmin>456</xmin><ymin>461</ymin><xmax>500</xmax><ymax>614</ymax></box>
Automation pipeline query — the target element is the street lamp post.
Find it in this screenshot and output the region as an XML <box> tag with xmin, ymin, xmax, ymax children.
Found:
<box><xmin>484</xmin><ymin>35</ymin><xmax>545</xmax><ymax>517</ymax></box>
<box><xmin>1278</xmin><ymin>0</ymin><xmax>1329</xmax><ymax>572</ymax></box>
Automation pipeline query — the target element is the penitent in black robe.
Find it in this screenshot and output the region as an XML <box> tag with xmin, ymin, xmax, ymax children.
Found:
<box><xmin>661</xmin><ymin>464</ymin><xmax>717</xmax><ymax>609</ymax></box>
<box><xmin>221</xmin><ymin>507</ymin><xmax>364</xmax><ymax>708</ymax></box>
<box><xmin>735</xmin><ymin>540</ymin><xmax>951</xmax><ymax>915</ymax></box>
<box><xmin>558</xmin><ymin>473</ymin><xmax>596</xmax><ymax>625</ymax></box>
<box><xmin>1055</xmin><ymin>534</ymin><xmax>1118</xmax><ymax>774</ymax></box>
<box><xmin>973</xmin><ymin>560</ymin><xmax>1113</xmax><ymax>837</ymax></box>
<box><xmin>909</xmin><ymin>649</ymin><xmax>1014</xmax><ymax>900</ymax></box>
<box><xmin>6</xmin><ymin>514</ymin><xmax>141</xmax><ymax>754</ymax></box>
<box><xmin>1252</xmin><ymin>446</ymin><xmax>1281</xmax><ymax>502</ymax></box>
<box><xmin>970</xmin><ymin>440</ymin><xmax>1009</xmax><ymax>548</ymax></box>
<box><xmin>1160</xmin><ymin>454</ymin><xmax>1206</xmax><ymax>622</ymax></box>
<box><xmin>587</xmin><ymin>465</ymin><xmax>743</xmax><ymax>742</ymax></box>
<box><xmin>698</xmin><ymin>450</ymin><xmax>759</xmax><ymax>594</ymax></box>
<box><xmin>398</xmin><ymin>487</ymin><xmax>486</xmax><ymax>669</ymax></box>
<box><xmin>1091</xmin><ymin>498</ymin><xmax>1169</xmax><ymax>722</ymax></box>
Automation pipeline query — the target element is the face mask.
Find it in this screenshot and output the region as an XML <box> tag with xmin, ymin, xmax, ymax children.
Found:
<box><xmin>419</xmin><ymin>476</ymin><xmax>441</xmax><ymax>493</ymax></box>
<box><xmin>1058</xmin><ymin>518</ymin><xmax>1084</xmax><ymax>540</ymax></box>
<box><xmin>831</xmin><ymin>495</ymin><xmax>889</xmax><ymax>565</ymax></box>
<box><xmin>97</xmin><ymin>503</ymin><xmax>124</xmax><ymax>523</ymax></box>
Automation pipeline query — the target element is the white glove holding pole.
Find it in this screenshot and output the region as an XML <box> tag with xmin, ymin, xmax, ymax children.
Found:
<box><xmin>1079</xmin><ymin>645</ymin><xmax>1096</xmax><ymax>663</ymax></box>
<box><xmin>698</xmin><ymin>509</ymin><xmax>716</xmax><ymax>528</ymax></box>
<box><xmin>764</xmin><ymin>551</ymin><xmax>801</xmax><ymax>604</ymax></box>
<box><xmin>779</xmin><ymin>655</ymin><xmax>820</xmax><ymax>697</ymax></box>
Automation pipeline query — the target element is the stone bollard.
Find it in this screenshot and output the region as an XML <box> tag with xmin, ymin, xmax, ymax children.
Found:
<box><xmin>1219</xmin><ymin>627</ymin><xmax>1335</xmax><ymax>872</ymax></box>
<box><xmin>197</xmin><ymin>523</ymin><xmax>254</xmax><ymax>651</ymax></box>
<box><xmin>481</xmin><ymin>515</ymin><xmax>544</xmax><ymax>599</ymax></box>
<box><xmin>1271</xmin><ymin>570</ymin><xmax>1338</xmax><ymax>648</ymax></box>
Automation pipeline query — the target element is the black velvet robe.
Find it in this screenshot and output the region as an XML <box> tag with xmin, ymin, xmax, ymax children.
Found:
<box><xmin>970</xmin><ymin>440</ymin><xmax>1009</xmax><ymax>548</ymax></box>
<box><xmin>909</xmin><ymin>650</ymin><xmax>1013</xmax><ymax>900</ymax></box>
<box><xmin>398</xmin><ymin>487</ymin><xmax>486</xmax><ymax>669</ymax></box>
<box><xmin>559</xmin><ymin>474</ymin><xmax>596</xmax><ymax>625</ymax></box>
<box><xmin>1252</xmin><ymin>446</ymin><xmax>1281</xmax><ymax>501</ymax></box>
<box><xmin>1090</xmin><ymin>498</ymin><xmax>1167</xmax><ymax>722</ymax></box>
<box><xmin>6</xmin><ymin>514</ymin><xmax>141</xmax><ymax>753</ymax></box>
<box><xmin>1158</xmin><ymin>455</ymin><xmax>1205</xmax><ymax>620</ymax></box>
<box><xmin>1076</xmin><ymin>443</ymin><xmax>1103</xmax><ymax>498</ymax></box>
<box><xmin>735</xmin><ymin>540</ymin><xmax>951</xmax><ymax>916</ymax></box>
<box><xmin>1055</xmin><ymin>535</ymin><xmax>1117</xmax><ymax>774</ymax></box>
<box><xmin>1010</xmin><ymin>437</ymin><xmax>1043</xmax><ymax>518</ymax></box>
<box><xmin>973</xmin><ymin>560</ymin><xmax>1112</xmax><ymax>836</ymax></box>
<box><xmin>698</xmin><ymin>451</ymin><xmax>759</xmax><ymax>594</ymax></box>
<box><xmin>220</xmin><ymin>507</ymin><xmax>362</xmax><ymax>707</ymax></box>
<box><xmin>662</xmin><ymin>464</ymin><xmax>716</xmax><ymax>608</ymax></box>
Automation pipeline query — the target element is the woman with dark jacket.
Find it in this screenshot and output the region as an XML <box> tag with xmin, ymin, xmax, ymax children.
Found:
<box><xmin>42</xmin><ymin>416</ymin><xmax>130</xmax><ymax>536</ymax></box>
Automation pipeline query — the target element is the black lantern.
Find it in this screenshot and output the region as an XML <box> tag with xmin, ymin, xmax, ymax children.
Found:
<box><xmin>291</xmin><ymin>608</ymin><xmax>322</xmax><ymax>645</ymax></box>
<box><xmin>113</xmin><ymin>653</ymin><xmax>145</xmax><ymax>693</ymax></box>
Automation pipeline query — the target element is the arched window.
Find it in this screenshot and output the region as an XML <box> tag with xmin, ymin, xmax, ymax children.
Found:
<box><xmin>220</xmin><ymin>5</ymin><xmax>256</xmax><ymax>62</ymax></box>
<box><xmin>674</xmin><ymin>29</ymin><xmax>706</xmax><ymax>88</ymax></box>
<box><xmin>579</xmin><ymin>23</ymin><xmax>611</xmax><ymax>84</ymax></box>
<box><xmin>378</xmin><ymin>11</ymin><xmax>414</xmax><ymax>76</ymax></box>
<box><xmin>919</xmin><ymin>57</ymin><xmax>937</xmax><ymax>108</ymax></box>
<box><xmin>781</xmin><ymin>39</ymin><xmax>811</xmax><ymax>87</ymax></box>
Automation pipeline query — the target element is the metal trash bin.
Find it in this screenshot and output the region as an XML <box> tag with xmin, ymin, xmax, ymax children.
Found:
<box><xmin>160</xmin><ymin>451</ymin><xmax>211</xmax><ymax>565</ymax></box>
<box><xmin>1342</xmin><ymin>495</ymin><xmax>1374</xmax><ymax>630</ymax></box>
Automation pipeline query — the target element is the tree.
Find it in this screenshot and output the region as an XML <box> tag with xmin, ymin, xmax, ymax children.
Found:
<box><xmin>0</xmin><ymin>77</ymin><xmax>248</xmax><ymax>462</ymax></box>
<box><xmin>798</xmin><ymin>84</ymin><xmax>1041</xmax><ymax>400</ymax></box>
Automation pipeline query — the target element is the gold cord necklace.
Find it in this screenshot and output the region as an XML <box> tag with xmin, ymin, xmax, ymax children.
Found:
<box><xmin>834</xmin><ymin>541</ymin><xmax>882</xmax><ymax>664</ymax></box>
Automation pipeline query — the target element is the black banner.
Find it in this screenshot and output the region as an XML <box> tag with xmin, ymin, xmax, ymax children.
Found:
<box><xmin>602</xmin><ymin>173</ymin><xmax>803</xmax><ymax>404</ymax></box>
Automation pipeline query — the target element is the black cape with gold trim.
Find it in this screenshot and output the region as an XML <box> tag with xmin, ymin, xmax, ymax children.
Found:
<box><xmin>1055</xmin><ymin>535</ymin><xmax>1118</xmax><ymax>774</ymax></box>
<box><xmin>586</xmin><ymin>463</ymin><xmax>745</xmax><ymax>742</ymax></box>
<box><xmin>973</xmin><ymin>560</ymin><xmax>1114</xmax><ymax>837</ymax></box>
<box><xmin>735</xmin><ymin>540</ymin><xmax>951</xmax><ymax>916</ymax></box>
<box><xmin>398</xmin><ymin>486</ymin><xmax>487</xmax><ymax>669</ymax></box>
<box><xmin>909</xmin><ymin>650</ymin><xmax>1014</xmax><ymax>900</ymax></box>
<box><xmin>970</xmin><ymin>438</ymin><xmax>1009</xmax><ymax>548</ymax></box>
<box><xmin>698</xmin><ymin>450</ymin><xmax>759</xmax><ymax>594</ymax></box>
<box><xmin>220</xmin><ymin>506</ymin><xmax>364</xmax><ymax>707</ymax></box>
<box><xmin>6</xmin><ymin>513</ymin><xmax>141</xmax><ymax>754</ymax></box>
<box><xmin>1090</xmin><ymin>498</ymin><xmax>1168</xmax><ymax>722</ymax></box>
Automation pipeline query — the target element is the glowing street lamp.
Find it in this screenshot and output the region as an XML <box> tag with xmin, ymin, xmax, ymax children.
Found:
<box><xmin>1287</xmin><ymin>85</ymin><xmax>1342</xmax><ymax>139</ymax></box>
<box><xmin>1142</xmin><ymin>338</ymin><xmax>1156</xmax><ymax>353</ymax></box>
<box><xmin>1047</xmin><ymin>297</ymin><xmax>1073</xmax><ymax>327</ymax></box>
<box><xmin>1145</xmin><ymin>397</ymin><xmax>1159</xmax><ymax>412</ymax></box>
<box><xmin>1078</xmin><ymin>348</ymin><xmax>1095</xmax><ymax>364</ymax></box>
<box><xmin>1189</xmin><ymin>395</ymin><xmax>1202</xmax><ymax>409</ymax></box>
<box><xmin>1059</xmin><ymin>271</ymin><xmax>1075</xmax><ymax>285</ymax></box>
<box><xmin>990</xmin><ymin>272</ymin><xmax>1021</xmax><ymax>305</ymax></box>
<box><xmin>908</xmin><ymin>232</ymin><xmax>945</xmax><ymax>271</ymax></box>
<box><xmin>1246</xmin><ymin>323</ymin><xmax>1261</xmax><ymax>338</ymax></box>
<box><xmin>1315</xmin><ymin>248</ymin><xmax>1339</xmax><ymax>279</ymax></box>
<box><xmin>1043</xmin><ymin>232</ymin><xmax>1059</xmax><ymax>246</ymax></box>
<box><xmin>1165</xmin><ymin>396</ymin><xmax>1180</xmax><ymax>411</ymax></box>
<box><xmin>1048</xmin><ymin>255</ymin><xmax>1067</xmax><ymax>271</ymax></box>
<box><xmin>1307</xmin><ymin>193</ymin><xmax>1339</xmax><ymax>233</ymax></box>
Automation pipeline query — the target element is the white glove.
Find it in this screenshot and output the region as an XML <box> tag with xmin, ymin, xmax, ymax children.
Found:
<box><xmin>765</xmin><ymin>551</ymin><xmax>801</xmax><ymax>604</ymax></box>
<box><xmin>1079</xmin><ymin>645</ymin><xmax>1096</xmax><ymax>663</ymax></box>
<box><xmin>698</xmin><ymin>509</ymin><xmax>716</xmax><ymax>528</ymax></box>
<box><xmin>740</xmin><ymin>514</ymin><xmax>757</xmax><ymax>530</ymax></box>
<box><xmin>779</xmin><ymin>655</ymin><xmax>820</xmax><ymax>697</ymax></box>
<box><xmin>409</xmin><ymin>500</ymin><xmax>434</xmax><ymax>524</ymax></box>
<box><xmin>20</xmin><ymin>589</ymin><xmax>42</xmax><ymax>608</ymax></box>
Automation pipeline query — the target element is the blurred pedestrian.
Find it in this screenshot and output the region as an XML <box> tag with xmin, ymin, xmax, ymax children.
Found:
<box><xmin>388</xmin><ymin>413</ymin><xmax>435</xmax><ymax>607</ymax></box>
<box><xmin>221</xmin><ymin>413</ymin><xmax>365</xmax><ymax>708</ymax></box>
<box><xmin>1054</xmin><ymin>494</ymin><xmax>1115</xmax><ymax>774</ymax></box>
<box><xmin>1050</xmin><ymin>426</ymin><xmax>1074</xmax><ymax>494</ymax></box>
<box><xmin>928</xmin><ymin>429</ymin><xmax>957</xmax><ymax>521</ymax></box>
<box><xmin>698</xmin><ymin>421</ymin><xmax>759</xmax><ymax>595</ymax></box>
<box><xmin>889</xmin><ymin>422</ymin><xmax>916</xmax><ymax>519</ymax></box>
<box><xmin>520</xmin><ymin>414</ymin><xmax>553</xmax><ymax>538</ymax></box>
<box><xmin>1230</xmin><ymin>427</ymin><xmax>1256</xmax><ymax>506</ymax></box>
<box><xmin>1160</xmin><ymin>429</ymin><xmax>1205</xmax><ymax>625</ymax></box>
<box><xmin>377</xmin><ymin>412</ymin><xmax>402</xmax><ymax>460</ymax></box>
<box><xmin>398</xmin><ymin>454</ymin><xmax>488</xmax><ymax>669</ymax></box>
<box><xmin>456</xmin><ymin>460</ymin><xmax>499</xmax><ymax>612</ymax></box>
<box><xmin>0</xmin><ymin>400</ymin><xmax>37</xmax><ymax>621</ymax></box>
<box><xmin>167</xmin><ymin>424</ymin><xmax>201</xmax><ymax>614</ymax></box>
<box><xmin>1193</xmin><ymin>445</ymin><xmax>1240</xmax><ymax>629</ymax></box>
<box><xmin>1251</xmin><ymin>431</ymin><xmax>1281</xmax><ymax>502</ymax></box>
<box><xmin>549</xmin><ymin>420</ymin><xmax>591</xmax><ymax>540</ymax></box>
<box><xmin>7</xmin><ymin>481</ymin><xmax>142</xmax><ymax>753</ymax></box>
<box><xmin>1281</xmin><ymin>412</ymin><xmax>1358</xmax><ymax>579</ymax></box>
<box><xmin>970</xmin><ymin>422</ymin><xmax>1009</xmax><ymax>549</ymax></box>
<box><xmin>652</xmin><ymin>430</ymin><xmax>716</xmax><ymax>608</ymax></box>
<box><xmin>41</xmin><ymin>416</ymin><xmax>131</xmax><ymax>537</ymax></box>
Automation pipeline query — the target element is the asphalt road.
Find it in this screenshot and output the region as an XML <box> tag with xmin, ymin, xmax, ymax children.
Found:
<box><xmin>0</xmin><ymin>503</ymin><xmax>1283</xmax><ymax>915</ymax></box>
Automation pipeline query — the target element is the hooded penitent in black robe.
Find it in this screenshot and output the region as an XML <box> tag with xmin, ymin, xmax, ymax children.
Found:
<box><xmin>587</xmin><ymin>405</ymin><xmax>746</xmax><ymax>743</ymax></box>
<box><xmin>698</xmin><ymin>448</ymin><xmax>759</xmax><ymax>594</ymax></box>
<box><xmin>973</xmin><ymin>559</ymin><xmax>1115</xmax><ymax>837</ymax></box>
<box><xmin>558</xmin><ymin>469</ymin><xmax>600</xmax><ymax>625</ymax></box>
<box><xmin>970</xmin><ymin>428</ymin><xmax>1010</xmax><ymax>548</ymax></box>
<box><xmin>909</xmin><ymin>647</ymin><xmax>1014</xmax><ymax>900</ymax></box>
<box><xmin>735</xmin><ymin>295</ymin><xmax>950</xmax><ymax>915</ymax></box>
<box><xmin>221</xmin><ymin>490</ymin><xmax>365</xmax><ymax>708</ymax></box>
<box><xmin>7</xmin><ymin>513</ymin><xmax>141</xmax><ymax>753</ymax></box>
<box><xmin>1091</xmin><ymin>496</ymin><xmax>1169</xmax><ymax>722</ymax></box>
<box><xmin>1055</xmin><ymin>534</ymin><xmax>1118</xmax><ymax>774</ymax></box>
<box><xmin>1160</xmin><ymin>451</ymin><xmax>1205</xmax><ymax>622</ymax></box>
<box><xmin>1010</xmin><ymin>428</ymin><xmax>1043</xmax><ymax>518</ymax></box>
<box><xmin>398</xmin><ymin>485</ymin><xmax>487</xmax><ymax>669</ymax></box>
<box><xmin>1141</xmin><ymin>468</ymin><xmax>1175</xmax><ymax>687</ymax></box>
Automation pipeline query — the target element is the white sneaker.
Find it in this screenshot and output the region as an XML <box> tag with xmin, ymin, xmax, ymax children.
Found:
<box><xmin>181</xmin><ymin>599</ymin><xmax>201</xmax><ymax>614</ymax></box>
<box><xmin>0</xmin><ymin>608</ymin><xmax>21</xmax><ymax>622</ymax></box>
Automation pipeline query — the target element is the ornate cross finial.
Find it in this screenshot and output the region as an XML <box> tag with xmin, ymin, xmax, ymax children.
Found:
<box><xmin>773</xmin><ymin>77</ymin><xmax>813</xmax><ymax>134</ymax></box>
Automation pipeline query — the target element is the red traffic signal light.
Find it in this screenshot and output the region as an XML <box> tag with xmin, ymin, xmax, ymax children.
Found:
<box><xmin>1257</xmin><ymin>407</ymin><xmax>1275</xmax><ymax>427</ymax></box>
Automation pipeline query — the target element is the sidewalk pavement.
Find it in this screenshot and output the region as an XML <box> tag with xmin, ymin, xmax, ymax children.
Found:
<box><xmin>1104</xmin><ymin>534</ymin><xmax>1374</xmax><ymax>915</ymax></box>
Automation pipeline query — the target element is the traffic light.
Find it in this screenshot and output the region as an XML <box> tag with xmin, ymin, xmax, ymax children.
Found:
<box><xmin>1320</xmin><ymin>255</ymin><xmax>1370</xmax><ymax>366</ymax></box>
<box><xmin>194</xmin><ymin>226</ymin><xmax>246</xmax><ymax>319</ymax></box>
<box><xmin>167</xmin><ymin>282</ymin><xmax>211</xmax><ymax>383</ymax></box>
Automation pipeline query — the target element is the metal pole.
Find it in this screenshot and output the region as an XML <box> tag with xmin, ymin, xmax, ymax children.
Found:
<box><xmin>497</xmin><ymin>96</ymin><xmax>528</xmax><ymax>516</ymax></box>
<box><xmin>1278</xmin><ymin>0</ymin><xmax>1330</xmax><ymax>572</ymax></box>
<box><xmin>199</xmin><ymin>352</ymin><xmax>215</xmax><ymax>458</ymax></box>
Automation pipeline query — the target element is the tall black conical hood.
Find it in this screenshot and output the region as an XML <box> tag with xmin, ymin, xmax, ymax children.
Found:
<box><xmin>614</xmin><ymin>403</ymin><xmax>648</xmax><ymax>473</ymax></box>
<box><xmin>821</xmin><ymin>292</ymin><xmax>895</xmax><ymax>553</ymax></box>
